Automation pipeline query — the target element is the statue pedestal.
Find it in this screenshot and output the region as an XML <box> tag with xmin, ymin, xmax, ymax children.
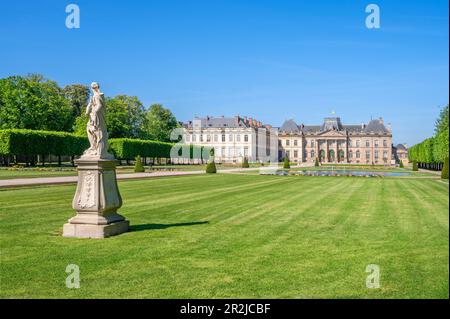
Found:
<box><xmin>63</xmin><ymin>158</ymin><xmax>129</xmax><ymax>238</ymax></box>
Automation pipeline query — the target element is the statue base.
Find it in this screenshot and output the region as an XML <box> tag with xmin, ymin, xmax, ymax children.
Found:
<box><xmin>62</xmin><ymin>158</ymin><xmax>129</xmax><ymax>239</ymax></box>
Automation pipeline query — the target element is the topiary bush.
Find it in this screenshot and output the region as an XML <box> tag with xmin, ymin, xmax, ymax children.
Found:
<box><xmin>441</xmin><ymin>157</ymin><xmax>449</xmax><ymax>179</ymax></box>
<box><xmin>134</xmin><ymin>155</ymin><xmax>145</xmax><ymax>172</ymax></box>
<box><xmin>399</xmin><ymin>160</ymin><xmax>404</xmax><ymax>168</ymax></box>
<box><xmin>412</xmin><ymin>161</ymin><xmax>418</xmax><ymax>171</ymax></box>
<box><xmin>315</xmin><ymin>157</ymin><xmax>320</xmax><ymax>167</ymax></box>
<box><xmin>283</xmin><ymin>157</ymin><xmax>290</xmax><ymax>169</ymax></box>
<box><xmin>206</xmin><ymin>160</ymin><xmax>217</xmax><ymax>173</ymax></box>
<box><xmin>242</xmin><ymin>157</ymin><xmax>250</xmax><ymax>168</ymax></box>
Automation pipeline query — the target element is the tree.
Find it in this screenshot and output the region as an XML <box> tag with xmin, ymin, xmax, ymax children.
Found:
<box><xmin>242</xmin><ymin>157</ymin><xmax>249</xmax><ymax>168</ymax></box>
<box><xmin>63</xmin><ymin>84</ymin><xmax>90</xmax><ymax>118</ymax></box>
<box><xmin>102</xmin><ymin>95</ymin><xmax>145</xmax><ymax>138</ymax></box>
<box><xmin>206</xmin><ymin>148</ymin><xmax>216</xmax><ymax>173</ymax></box>
<box><xmin>314</xmin><ymin>157</ymin><xmax>320</xmax><ymax>167</ymax></box>
<box><xmin>134</xmin><ymin>155</ymin><xmax>145</xmax><ymax>172</ymax></box>
<box><xmin>283</xmin><ymin>157</ymin><xmax>290</xmax><ymax>169</ymax></box>
<box><xmin>399</xmin><ymin>160</ymin><xmax>404</xmax><ymax>168</ymax></box>
<box><xmin>412</xmin><ymin>161</ymin><xmax>418</xmax><ymax>171</ymax></box>
<box><xmin>0</xmin><ymin>75</ymin><xmax>74</xmax><ymax>132</ymax></box>
<box><xmin>442</xmin><ymin>157</ymin><xmax>449</xmax><ymax>179</ymax></box>
<box><xmin>435</xmin><ymin>105</ymin><xmax>449</xmax><ymax>136</ymax></box>
<box><xmin>142</xmin><ymin>104</ymin><xmax>178</xmax><ymax>142</ymax></box>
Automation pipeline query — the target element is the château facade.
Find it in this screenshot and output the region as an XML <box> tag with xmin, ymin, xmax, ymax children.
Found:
<box><xmin>182</xmin><ymin>115</ymin><xmax>395</xmax><ymax>165</ymax></box>
<box><xmin>182</xmin><ymin>116</ymin><xmax>278</xmax><ymax>163</ymax></box>
<box><xmin>279</xmin><ymin>117</ymin><xmax>393</xmax><ymax>164</ymax></box>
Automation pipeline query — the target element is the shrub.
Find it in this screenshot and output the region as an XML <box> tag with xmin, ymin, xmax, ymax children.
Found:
<box><xmin>283</xmin><ymin>157</ymin><xmax>290</xmax><ymax>169</ymax></box>
<box><xmin>314</xmin><ymin>157</ymin><xmax>320</xmax><ymax>167</ymax></box>
<box><xmin>242</xmin><ymin>157</ymin><xmax>250</xmax><ymax>168</ymax></box>
<box><xmin>441</xmin><ymin>157</ymin><xmax>449</xmax><ymax>179</ymax></box>
<box><xmin>412</xmin><ymin>161</ymin><xmax>418</xmax><ymax>171</ymax></box>
<box><xmin>399</xmin><ymin>160</ymin><xmax>404</xmax><ymax>168</ymax></box>
<box><xmin>0</xmin><ymin>129</ymin><xmax>88</xmax><ymax>158</ymax></box>
<box><xmin>109</xmin><ymin>138</ymin><xmax>173</xmax><ymax>160</ymax></box>
<box><xmin>206</xmin><ymin>160</ymin><xmax>217</xmax><ymax>174</ymax></box>
<box><xmin>134</xmin><ymin>155</ymin><xmax>145</xmax><ymax>172</ymax></box>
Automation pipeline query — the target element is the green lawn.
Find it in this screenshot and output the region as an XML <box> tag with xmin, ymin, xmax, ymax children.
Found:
<box><xmin>0</xmin><ymin>174</ymin><xmax>448</xmax><ymax>298</ymax></box>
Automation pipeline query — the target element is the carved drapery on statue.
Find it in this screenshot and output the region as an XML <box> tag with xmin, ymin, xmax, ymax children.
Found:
<box><xmin>63</xmin><ymin>82</ymin><xmax>128</xmax><ymax>239</ymax></box>
<box><xmin>82</xmin><ymin>83</ymin><xmax>114</xmax><ymax>160</ymax></box>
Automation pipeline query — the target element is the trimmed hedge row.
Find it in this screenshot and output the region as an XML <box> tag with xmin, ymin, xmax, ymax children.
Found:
<box><xmin>409</xmin><ymin>132</ymin><xmax>448</xmax><ymax>164</ymax></box>
<box><xmin>0</xmin><ymin>129</ymin><xmax>88</xmax><ymax>157</ymax></box>
<box><xmin>0</xmin><ymin>129</ymin><xmax>209</xmax><ymax>162</ymax></box>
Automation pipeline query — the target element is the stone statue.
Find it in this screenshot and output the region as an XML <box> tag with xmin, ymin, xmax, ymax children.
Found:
<box><xmin>82</xmin><ymin>82</ymin><xmax>114</xmax><ymax>159</ymax></box>
<box><xmin>63</xmin><ymin>81</ymin><xmax>129</xmax><ymax>238</ymax></box>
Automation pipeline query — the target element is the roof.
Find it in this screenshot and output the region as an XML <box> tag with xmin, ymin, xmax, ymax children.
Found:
<box><xmin>395</xmin><ymin>144</ymin><xmax>408</xmax><ymax>151</ymax></box>
<box><xmin>279</xmin><ymin>117</ymin><xmax>391</xmax><ymax>135</ymax></box>
<box><xmin>364</xmin><ymin>119</ymin><xmax>390</xmax><ymax>134</ymax></box>
<box><xmin>280</xmin><ymin>119</ymin><xmax>300</xmax><ymax>132</ymax></box>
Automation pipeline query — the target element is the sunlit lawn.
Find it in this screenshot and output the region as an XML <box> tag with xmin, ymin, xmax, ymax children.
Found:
<box><xmin>0</xmin><ymin>174</ymin><xmax>448</xmax><ymax>298</ymax></box>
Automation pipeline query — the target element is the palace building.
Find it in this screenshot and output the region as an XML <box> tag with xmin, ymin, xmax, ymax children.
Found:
<box><xmin>182</xmin><ymin>115</ymin><xmax>395</xmax><ymax>165</ymax></box>
<box><xmin>278</xmin><ymin>117</ymin><xmax>393</xmax><ymax>164</ymax></box>
<box><xmin>182</xmin><ymin>115</ymin><xmax>278</xmax><ymax>163</ymax></box>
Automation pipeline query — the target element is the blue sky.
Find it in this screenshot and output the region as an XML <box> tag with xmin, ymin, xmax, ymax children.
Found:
<box><xmin>0</xmin><ymin>0</ymin><xmax>448</xmax><ymax>145</ymax></box>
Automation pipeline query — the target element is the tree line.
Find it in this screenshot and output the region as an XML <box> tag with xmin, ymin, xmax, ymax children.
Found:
<box><xmin>0</xmin><ymin>74</ymin><xmax>179</xmax><ymax>142</ymax></box>
<box><xmin>408</xmin><ymin>105</ymin><xmax>449</xmax><ymax>177</ymax></box>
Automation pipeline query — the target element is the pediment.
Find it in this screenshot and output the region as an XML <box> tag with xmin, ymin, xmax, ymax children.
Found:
<box><xmin>317</xmin><ymin>130</ymin><xmax>346</xmax><ymax>137</ymax></box>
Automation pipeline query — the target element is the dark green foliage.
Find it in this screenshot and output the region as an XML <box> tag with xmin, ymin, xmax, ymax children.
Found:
<box><xmin>412</xmin><ymin>161</ymin><xmax>418</xmax><ymax>171</ymax></box>
<box><xmin>0</xmin><ymin>75</ymin><xmax>74</xmax><ymax>132</ymax></box>
<box><xmin>409</xmin><ymin>105</ymin><xmax>449</xmax><ymax>165</ymax></box>
<box><xmin>134</xmin><ymin>155</ymin><xmax>145</xmax><ymax>173</ymax></box>
<box><xmin>0</xmin><ymin>129</ymin><xmax>88</xmax><ymax>157</ymax></box>
<box><xmin>441</xmin><ymin>157</ymin><xmax>449</xmax><ymax>179</ymax></box>
<box><xmin>206</xmin><ymin>160</ymin><xmax>217</xmax><ymax>173</ymax></box>
<box><xmin>283</xmin><ymin>157</ymin><xmax>290</xmax><ymax>169</ymax></box>
<box><xmin>399</xmin><ymin>160</ymin><xmax>404</xmax><ymax>168</ymax></box>
<box><xmin>315</xmin><ymin>157</ymin><xmax>320</xmax><ymax>167</ymax></box>
<box><xmin>109</xmin><ymin>138</ymin><xmax>173</xmax><ymax>160</ymax></box>
<box><xmin>242</xmin><ymin>157</ymin><xmax>250</xmax><ymax>168</ymax></box>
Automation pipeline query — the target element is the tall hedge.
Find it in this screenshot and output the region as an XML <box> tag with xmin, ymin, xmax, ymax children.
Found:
<box><xmin>442</xmin><ymin>157</ymin><xmax>449</xmax><ymax>179</ymax></box>
<box><xmin>109</xmin><ymin>138</ymin><xmax>173</xmax><ymax>160</ymax></box>
<box><xmin>0</xmin><ymin>129</ymin><xmax>88</xmax><ymax>157</ymax></box>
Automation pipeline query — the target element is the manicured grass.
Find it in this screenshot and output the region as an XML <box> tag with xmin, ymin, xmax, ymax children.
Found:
<box><xmin>0</xmin><ymin>174</ymin><xmax>448</xmax><ymax>298</ymax></box>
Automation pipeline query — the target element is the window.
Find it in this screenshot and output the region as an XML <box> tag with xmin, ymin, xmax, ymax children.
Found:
<box><xmin>221</xmin><ymin>134</ymin><xmax>225</xmax><ymax>142</ymax></box>
<box><xmin>383</xmin><ymin>140</ymin><xmax>387</xmax><ymax>147</ymax></box>
<box><xmin>383</xmin><ymin>151</ymin><xmax>388</xmax><ymax>159</ymax></box>
<box><xmin>192</xmin><ymin>134</ymin><xmax>196</xmax><ymax>142</ymax></box>
<box><xmin>356</xmin><ymin>140</ymin><xmax>360</xmax><ymax>147</ymax></box>
<box><xmin>356</xmin><ymin>150</ymin><xmax>360</xmax><ymax>158</ymax></box>
<box><xmin>186</xmin><ymin>135</ymin><xmax>190</xmax><ymax>142</ymax></box>
<box><xmin>228</xmin><ymin>147</ymin><xmax>233</xmax><ymax>157</ymax></box>
<box><xmin>236</xmin><ymin>134</ymin><xmax>241</xmax><ymax>142</ymax></box>
<box><xmin>349</xmin><ymin>151</ymin><xmax>353</xmax><ymax>158</ymax></box>
<box><xmin>244</xmin><ymin>135</ymin><xmax>248</xmax><ymax>142</ymax></box>
<box><xmin>214</xmin><ymin>134</ymin><xmax>218</xmax><ymax>142</ymax></box>
<box><xmin>366</xmin><ymin>150</ymin><xmax>370</xmax><ymax>159</ymax></box>
<box><xmin>311</xmin><ymin>140</ymin><xmax>315</xmax><ymax>147</ymax></box>
<box><xmin>311</xmin><ymin>150</ymin><xmax>315</xmax><ymax>158</ymax></box>
<box><xmin>286</xmin><ymin>151</ymin><xmax>290</xmax><ymax>158</ymax></box>
<box><xmin>375</xmin><ymin>150</ymin><xmax>379</xmax><ymax>159</ymax></box>
<box><xmin>221</xmin><ymin>147</ymin><xmax>225</xmax><ymax>157</ymax></box>
<box><xmin>294</xmin><ymin>140</ymin><xmax>298</xmax><ymax>146</ymax></box>
<box><xmin>294</xmin><ymin>150</ymin><xmax>298</xmax><ymax>158</ymax></box>
<box><xmin>286</xmin><ymin>140</ymin><xmax>290</xmax><ymax>146</ymax></box>
<box><xmin>229</xmin><ymin>134</ymin><xmax>233</xmax><ymax>142</ymax></box>
<box><xmin>375</xmin><ymin>140</ymin><xmax>379</xmax><ymax>147</ymax></box>
<box><xmin>207</xmin><ymin>135</ymin><xmax>211</xmax><ymax>142</ymax></box>
<box><xmin>244</xmin><ymin>147</ymin><xmax>248</xmax><ymax>156</ymax></box>
<box><xmin>366</xmin><ymin>140</ymin><xmax>370</xmax><ymax>147</ymax></box>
